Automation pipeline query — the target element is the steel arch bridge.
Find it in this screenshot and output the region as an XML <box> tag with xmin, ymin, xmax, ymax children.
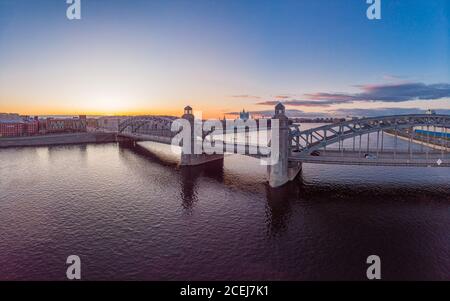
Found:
<box><xmin>118</xmin><ymin>115</ymin><xmax>215</xmax><ymax>139</ymax></box>
<box><xmin>111</xmin><ymin>104</ymin><xmax>450</xmax><ymax>186</ymax></box>
<box><xmin>118</xmin><ymin>116</ymin><xmax>176</xmax><ymax>136</ymax></box>
<box><xmin>116</xmin><ymin>112</ymin><xmax>450</xmax><ymax>167</ymax></box>
<box><xmin>289</xmin><ymin>114</ymin><xmax>450</xmax><ymax>166</ymax></box>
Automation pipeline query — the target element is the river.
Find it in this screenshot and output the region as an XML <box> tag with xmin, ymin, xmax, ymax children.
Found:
<box><xmin>0</xmin><ymin>124</ymin><xmax>449</xmax><ymax>280</ymax></box>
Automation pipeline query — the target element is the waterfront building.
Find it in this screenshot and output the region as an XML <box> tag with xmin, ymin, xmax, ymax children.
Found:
<box><xmin>0</xmin><ymin>121</ymin><xmax>23</xmax><ymax>137</ymax></box>
<box><xmin>23</xmin><ymin>116</ymin><xmax>39</xmax><ymax>135</ymax></box>
<box><xmin>43</xmin><ymin>115</ymin><xmax>87</xmax><ymax>133</ymax></box>
<box><xmin>0</xmin><ymin>114</ymin><xmax>39</xmax><ymax>137</ymax></box>
<box><xmin>0</xmin><ymin>114</ymin><xmax>23</xmax><ymax>137</ymax></box>
<box><xmin>86</xmin><ymin>118</ymin><xmax>99</xmax><ymax>129</ymax></box>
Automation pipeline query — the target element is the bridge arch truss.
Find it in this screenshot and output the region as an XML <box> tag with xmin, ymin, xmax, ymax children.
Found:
<box><xmin>290</xmin><ymin>114</ymin><xmax>450</xmax><ymax>157</ymax></box>
<box><xmin>118</xmin><ymin>116</ymin><xmax>176</xmax><ymax>136</ymax></box>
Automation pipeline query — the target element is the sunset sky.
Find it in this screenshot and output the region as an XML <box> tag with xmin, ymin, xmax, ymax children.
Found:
<box><xmin>0</xmin><ymin>0</ymin><xmax>449</xmax><ymax>118</ymax></box>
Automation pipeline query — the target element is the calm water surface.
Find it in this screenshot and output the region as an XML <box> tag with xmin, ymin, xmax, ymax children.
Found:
<box><xmin>0</xmin><ymin>130</ymin><xmax>449</xmax><ymax>280</ymax></box>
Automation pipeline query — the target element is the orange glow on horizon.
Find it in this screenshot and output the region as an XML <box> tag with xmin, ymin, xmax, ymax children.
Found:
<box><xmin>0</xmin><ymin>105</ymin><xmax>231</xmax><ymax>119</ymax></box>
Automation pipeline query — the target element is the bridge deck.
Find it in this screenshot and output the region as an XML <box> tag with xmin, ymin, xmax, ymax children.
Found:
<box><xmin>118</xmin><ymin>133</ymin><xmax>450</xmax><ymax>166</ymax></box>
<box><xmin>290</xmin><ymin>149</ymin><xmax>449</xmax><ymax>167</ymax></box>
<box><xmin>118</xmin><ymin>132</ymin><xmax>173</xmax><ymax>145</ymax></box>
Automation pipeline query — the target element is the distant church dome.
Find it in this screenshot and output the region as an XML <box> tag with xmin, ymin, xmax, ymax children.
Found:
<box><xmin>239</xmin><ymin>109</ymin><xmax>250</xmax><ymax>121</ymax></box>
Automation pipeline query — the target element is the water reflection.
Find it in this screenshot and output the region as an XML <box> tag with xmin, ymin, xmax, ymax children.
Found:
<box><xmin>283</xmin><ymin>178</ymin><xmax>450</xmax><ymax>280</ymax></box>
<box><xmin>118</xmin><ymin>141</ymin><xmax>178</xmax><ymax>167</ymax></box>
<box><xmin>264</xmin><ymin>183</ymin><xmax>296</xmax><ymax>236</ymax></box>
<box><xmin>180</xmin><ymin>160</ymin><xmax>225</xmax><ymax>210</ymax></box>
<box><xmin>119</xmin><ymin>142</ymin><xmax>450</xmax><ymax>240</ymax></box>
<box><xmin>119</xmin><ymin>142</ymin><xmax>226</xmax><ymax>210</ymax></box>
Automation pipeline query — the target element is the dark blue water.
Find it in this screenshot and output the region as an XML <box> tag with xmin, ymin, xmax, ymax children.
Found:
<box><xmin>0</xmin><ymin>140</ymin><xmax>449</xmax><ymax>280</ymax></box>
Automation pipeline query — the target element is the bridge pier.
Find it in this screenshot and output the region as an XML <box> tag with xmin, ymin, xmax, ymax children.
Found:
<box><xmin>116</xmin><ymin>134</ymin><xmax>138</xmax><ymax>146</ymax></box>
<box><xmin>268</xmin><ymin>103</ymin><xmax>302</xmax><ymax>187</ymax></box>
<box><xmin>180</xmin><ymin>106</ymin><xmax>224</xmax><ymax>166</ymax></box>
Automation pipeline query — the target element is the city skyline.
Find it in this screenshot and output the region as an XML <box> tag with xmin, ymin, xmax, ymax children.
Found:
<box><xmin>0</xmin><ymin>0</ymin><xmax>449</xmax><ymax>118</ymax></box>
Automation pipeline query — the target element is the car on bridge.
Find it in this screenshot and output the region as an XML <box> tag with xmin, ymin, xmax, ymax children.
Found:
<box><xmin>364</xmin><ymin>153</ymin><xmax>377</xmax><ymax>160</ymax></box>
<box><xmin>311</xmin><ymin>150</ymin><xmax>321</xmax><ymax>156</ymax></box>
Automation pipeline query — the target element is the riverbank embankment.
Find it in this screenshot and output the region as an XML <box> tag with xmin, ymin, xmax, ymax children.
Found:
<box><xmin>0</xmin><ymin>132</ymin><xmax>117</xmax><ymax>148</ymax></box>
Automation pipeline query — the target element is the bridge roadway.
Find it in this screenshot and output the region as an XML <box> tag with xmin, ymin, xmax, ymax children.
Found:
<box><xmin>118</xmin><ymin>131</ymin><xmax>268</xmax><ymax>158</ymax></box>
<box><xmin>119</xmin><ymin>132</ymin><xmax>173</xmax><ymax>145</ymax></box>
<box><xmin>290</xmin><ymin>149</ymin><xmax>449</xmax><ymax>167</ymax></box>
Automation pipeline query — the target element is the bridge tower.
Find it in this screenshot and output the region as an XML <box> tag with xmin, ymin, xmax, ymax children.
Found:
<box><xmin>180</xmin><ymin>105</ymin><xmax>195</xmax><ymax>165</ymax></box>
<box><xmin>268</xmin><ymin>103</ymin><xmax>302</xmax><ymax>187</ymax></box>
<box><xmin>180</xmin><ymin>105</ymin><xmax>224</xmax><ymax>166</ymax></box>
